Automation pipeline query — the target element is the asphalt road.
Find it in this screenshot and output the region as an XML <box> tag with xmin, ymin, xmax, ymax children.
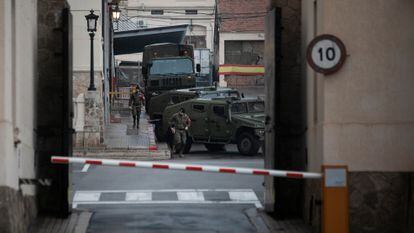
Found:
<box><xmin>71</xmin><ymin>144</ymin><xmax>266</xmax><ymax>232</ymax></box>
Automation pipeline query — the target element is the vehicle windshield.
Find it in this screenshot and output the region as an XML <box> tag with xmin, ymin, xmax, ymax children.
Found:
<box><xmin>149</xmin><ymin>58</ymin><xmax>193</xmax><ymax>75</ymax></box>
<box><xmin>231</xmin><ymin>103</ymin><xmax>247</xmax><ymax>114</ymax></box>
<box><xmin>247</xmin><ymin>101</ymin><xmax>265</xmax><ymax>113</ymax></box>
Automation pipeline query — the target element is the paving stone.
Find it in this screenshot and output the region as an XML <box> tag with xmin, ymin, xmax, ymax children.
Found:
<box><xmin>152</xmin><ymin>192</ymin><xmax>178</xmax><ymax>201</ymax></box>
<box><xmin>203</xmin><ymin>191</ymin><xmax>230</xmax><ymax>201</ymax></box>
<box><xmin>99</xmin><ymin>192</ymin><xmax>126</xmax><ymax>202</ymax></box>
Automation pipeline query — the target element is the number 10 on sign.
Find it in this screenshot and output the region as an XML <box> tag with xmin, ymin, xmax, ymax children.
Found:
<box><xmin>307</xmin><ymin>34</ymin><xmax>347</xmax><ymax>75</ymax></box>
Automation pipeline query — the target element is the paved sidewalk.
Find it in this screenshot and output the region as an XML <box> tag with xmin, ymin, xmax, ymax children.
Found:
<box><xmin>29</xmin><ymin>211</ymin><xmax>92</xmax><ymax>233</ymax></box>
<box><xmin>74</xmin><ymin>109</ymin><xmax>170</xmax><ymax>160</ymax></box>
<box><xmin>104</xmin><ymin>116</ymin><xmax>150</xmax><ymax>149</ymax></box>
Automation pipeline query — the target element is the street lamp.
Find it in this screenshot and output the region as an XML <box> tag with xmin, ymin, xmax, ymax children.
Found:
<box><xmin>112</xmin><ymin>5</ymin><xmax>121</xmax><ymax>22</ymax></box>
<box><xmin>85</xmin><ymin>9</ymin><xmax>99</xmax><ymax>91</ymax></box>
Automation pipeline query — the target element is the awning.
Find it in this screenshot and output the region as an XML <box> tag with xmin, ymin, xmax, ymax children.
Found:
<box><xmin>219</xmin><ymin>64</ymin><xmax>265</xmax><ymax>76</ymax></box>
<box><xmin>114</xmin><ymin>25</ymin><xmax>188</xmax><ymax>55</ymax></box>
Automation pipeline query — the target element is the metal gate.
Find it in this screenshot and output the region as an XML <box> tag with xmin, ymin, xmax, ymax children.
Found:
<box><xmin>110</xmin><ymin>86</ymin><xmax>131</xmax><ymax>119</ymax></box>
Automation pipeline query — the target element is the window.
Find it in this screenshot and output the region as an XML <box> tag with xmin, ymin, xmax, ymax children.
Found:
<box><xmin>170</xmin><ymin>96</ymin><xmax>180</xmax><ymax>104</ymax></box>
<box><xmin>248</xmin><ymin>101</ymin><xmax>265</xmax><ymax>113</ymax></box>
<box><xmin>231</xmin><ymin>103</ymin><xmax>247</xmax><ymax>114</ymax></box>
<box><xmin>213</xmin><ymin>106</ymin><xmax>225</xmax><ymax>117</ymax></box>
<box><xmin>192</xmin><ymin>104</ymin><xmax>205</xmax><ymax>112</ymax></box>
<box><xmin>151</xmin><ymin>10</ymin><xmax>164</xmax><ymax>15</ymax></box>
<box><xmin>185</xmin><ymin>10</ymin><xmax>198</xmax><ymax>15</ymax></box>
<box><xmin>149</xmin><ymin>58</ymin><xmax>193</xmax><ymax>75</ymax></box>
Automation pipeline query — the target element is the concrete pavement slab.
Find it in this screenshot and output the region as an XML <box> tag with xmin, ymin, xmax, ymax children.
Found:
<box><xmin>152</xmin><ymin>191</ymin><xmax>178</xmax><ymax>201</ymax></box>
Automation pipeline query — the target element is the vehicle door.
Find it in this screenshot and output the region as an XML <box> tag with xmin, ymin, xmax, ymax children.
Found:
<box><xmin>207</xmin><ymin>104</ymin><xmax>233</xmax><ymax>142</ymax></box>
<box><xmin>188</xmin><ymin>103</ymin><xmax>209</xmax><ymax>141</ymax></box>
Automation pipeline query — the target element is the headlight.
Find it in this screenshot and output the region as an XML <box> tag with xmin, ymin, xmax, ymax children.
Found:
<box><xmin>254</xmin><ymin>129</ymin><xmax>265</xmax><ymax>137</ymax></box>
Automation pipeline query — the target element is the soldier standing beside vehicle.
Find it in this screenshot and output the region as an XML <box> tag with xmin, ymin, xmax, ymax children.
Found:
<box><xmin>129</xmin><ymin>85</ymin><xmax>144</xmax><ymax>128</ymax></box>
<box><xmin>169</xmin><ymin>108</ymin><xmax>191</xmax><ymax>158</ymax></box>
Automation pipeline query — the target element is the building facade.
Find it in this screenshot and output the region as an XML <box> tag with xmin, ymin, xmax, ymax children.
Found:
<box><xmin>303</xmin><ymin>1</ymin><xmax>414</xmax><ymax>232</ymax></box>
<box><xmin>124</xmin><ymin>0</ymin><xmax>215</xmax><ymax>49</ymax></box>
<box><xmin>68</xmin><ymin>0</ymin><xmax>112</xmax><ymax>148</ymax></box>
<box><xmin>216</xmin><ymin>0</ymin><xmax>266</xmax><ymax>89</ymax></box>
<box><xmin>265</xmin><ymin>0</ymin><xmax>414</xmax><ymax>232</ymax></box>
<box><xmin>114</xmin><ymin>0</ymin><xmax>215</xmax><ymax>64</ymax></box>
<box><xmin>0</xmin><ymin>1</ymin><xmax>38</xmax><ymax>232</ymax></box>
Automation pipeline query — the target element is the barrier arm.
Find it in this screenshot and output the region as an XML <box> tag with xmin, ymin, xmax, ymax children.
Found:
<box><xmin>51</xmin><ymin>156</ymin><xmax>322</xmax><ymax>179</ymax></box>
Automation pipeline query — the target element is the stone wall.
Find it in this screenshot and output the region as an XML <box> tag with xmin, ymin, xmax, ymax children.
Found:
<box><xmin>0</xmin><ymin>187</ymin><xmax>37</xmax><ymax>233</ymax></box>
<box><xmin>303</xmin><ymin>173</ymin><xmax>414</xmax><ymax>233</ymax></box>
<box><xmin>82</xmin><ymin>91</ymin><xmax>104</xmax><ymax>147</ymax></box>
<box><xmin>349</xmin><ymin>172</ymin><xmax>414</xmax><ymax>233</ymax></box>
<box><xmin>73</xmin><ymin>71</ymin><xmax>104</xmax><ymax>148</ymax></box>
<box><xmin>73</xmin><ymin>70</ymin><xmax>103</xmax><ymax>100</ymax></box>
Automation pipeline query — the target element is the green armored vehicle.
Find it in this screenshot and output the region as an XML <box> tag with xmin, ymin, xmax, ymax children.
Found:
<box><xmin>149</xmin><ymin>86</ymin><xmax>240</xmax><ymax>120</ymax></box>
<box><xmin>149</xmin><ymin>86</ymin><xmax>241</xmax><ymax>140</ymax></box>
<box><xmin>161</xmin><ymin>97</ymin><xmax>265</xmax><ymax>155</ymax></box>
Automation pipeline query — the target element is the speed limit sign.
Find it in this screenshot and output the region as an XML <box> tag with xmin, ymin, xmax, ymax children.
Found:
<box><xmin>307</xmin><ymin>34</ymin><xmax>347</xmax><ymax>75</ymax></box>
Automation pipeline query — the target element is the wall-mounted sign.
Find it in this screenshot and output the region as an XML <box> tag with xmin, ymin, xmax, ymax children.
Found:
<box><xmin>307</xmin><ymin>34</ymin><xmax>347</xmax><ymax>75</ymax></box>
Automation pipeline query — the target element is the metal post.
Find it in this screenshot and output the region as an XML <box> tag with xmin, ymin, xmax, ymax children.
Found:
<box><xmin>88</xmin><ymin>32</ymin><xmax>96</xmax><ymax>91</ymax></box>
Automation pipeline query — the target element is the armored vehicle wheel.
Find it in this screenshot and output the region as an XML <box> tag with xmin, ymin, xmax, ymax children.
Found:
<box><xmin>237</xmin><ymin>132</ymin><xmax>260</xmax><ymax>155</ymax></box>
<box><xmin>183</xmin><ymin>137</ymin><xmax>192</xmax><ymax>154</ymax></box>
<box><xmin>154</xmin><ymin>122</ymin><xmax>166</xmax><ymax>142</ymax></box>
<box><xmin>204</xmin><ymin>143</ymin><xmax>225</xmax><ymax>152</ymax></box>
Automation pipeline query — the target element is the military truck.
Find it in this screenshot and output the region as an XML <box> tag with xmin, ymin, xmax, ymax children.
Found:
<box><xmin>141</xmin><ymin>43</ymin><xmax>199</xmax><ymax>112</ymax></box>
<box><xmin>161</xmin><ymin>97</ymin><xmax>265</xmax><ymax>155</ymax></box>
<box><xmin>149</xmin><ymin>86</ymin><xmax>241</xmax><ymax>140</ymax></box>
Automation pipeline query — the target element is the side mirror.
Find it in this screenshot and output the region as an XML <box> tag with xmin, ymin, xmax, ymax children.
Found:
<box><xmin>196</xmin><ymin>64</ymin><xmax>201</xmax><ymax>73</ymax></box>
<box><xmin>241</xmin><ymin>93</ymin><xmax>245</xmax><ymax>98</ymax></box>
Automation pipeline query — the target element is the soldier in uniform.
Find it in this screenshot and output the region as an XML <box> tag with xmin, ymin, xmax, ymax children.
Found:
<box><xmin>169</xmin><ymin>108</ymin><xmax>191</xmax><ymax>158</ymax></box>
<box><xmin>129</xmin><ymin>85</ymin><xmax>144</xmax><ymax>128</ymax></box>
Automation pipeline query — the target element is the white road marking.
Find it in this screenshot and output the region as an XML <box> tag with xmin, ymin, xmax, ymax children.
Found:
<box><xmin>177</xmin><ymin>191</ymin><xmax>204</xmax><ymax>201</ymax></box>
<box><xmin>73</xmin><ymin>200</ymin><xmax>262</xmax><ymax>207</ymax></box>
<box><xmin>81</xmin><ymin>164</ymin><xmax>90</xmax><ymax>173</ymax></box>
<box><xmin>72</xmin><ymin>189</ymin><xmax>263</xmax><ymax>209</ymax></box>
<box><xmin>73</xmin><ymin>192</ymin><xmax>101</xmax><ymax>208</ymax></box>
<box><xmin>73</xmin><ymin>192</ymin><xmax>101</xmax><ymax>202</ymax></box>
<box><xmin>126</xmin><ymin>192</ymin><xmax>152</xmax><ymax>201</ymax></box>
<box><xmin>73</xmin><ymin>189</ymin><xmax>254</xmax><ymax>193</ymax></box>
<box><xmin>229</xmin><ymin>191</ymin><xmax>259</xmax><ymax>201</ymax></box>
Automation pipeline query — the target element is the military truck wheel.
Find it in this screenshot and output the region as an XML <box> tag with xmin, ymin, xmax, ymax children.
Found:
<box><xmin>204</xmin><ymin>143</ymin><xmax>226</xmax><ymax>152</ymax></box>
<box><xmin>237</xmin><ymin>132</ymin><xmax>260</xmax><ymax>155</ymax></box>
<box><xmin>145</xmin><ymin>98</ymin><xmax>150</xmax><ymax>113</ymax></box>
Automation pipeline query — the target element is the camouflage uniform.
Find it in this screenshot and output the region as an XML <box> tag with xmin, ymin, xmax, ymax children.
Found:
<box><xmin>169</xmin><ymin>111</ymin><xmax>191</xmax><ymax>157</ymax></box>
<box><xmin>129</xmin><ymin>90</ymin><xmax>144</xmax><ymax>128</ymax></box>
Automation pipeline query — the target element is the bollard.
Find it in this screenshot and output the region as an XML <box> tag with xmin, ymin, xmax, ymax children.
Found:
<box><xmin>322</xmin><ymin>165</ymin><xmax>349</xmax><ymax>233</ymax></box>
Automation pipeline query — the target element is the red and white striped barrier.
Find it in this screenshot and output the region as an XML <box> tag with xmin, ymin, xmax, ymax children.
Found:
<box><xmin>51</xmin><ymin>156</ymin><xmax>322</xmax><ymax>179</ymax></box>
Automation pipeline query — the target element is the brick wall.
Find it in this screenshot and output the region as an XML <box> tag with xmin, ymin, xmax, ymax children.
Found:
<box><xmin>223</xmin><ymin>40</ymin><xmax>264</xmax><ymax>88</ymax></box>
<box><xmin>218</xmin><ymin>0</ymin><xmax>267</xmax><ymax>32</ymax></box>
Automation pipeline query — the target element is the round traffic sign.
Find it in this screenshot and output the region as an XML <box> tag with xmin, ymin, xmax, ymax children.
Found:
<box><xmin>306</xmin><ymin>34</ymin><xmax>347</xmax><ymax>75</ymax></box>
